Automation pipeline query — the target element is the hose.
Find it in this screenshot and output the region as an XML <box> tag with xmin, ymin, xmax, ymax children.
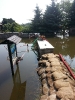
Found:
<box><xmin>59</xmin><ymin>54</ymin><xmax>75</xmax><ymax>80</ymax></box>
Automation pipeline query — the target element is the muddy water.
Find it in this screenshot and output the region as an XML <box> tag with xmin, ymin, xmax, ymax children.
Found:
<box><xmin>47</xmin><ymin>36</ymin><xmax>75</xmax><ymax>69</ymax></box>
<box><xmin>0</xmin><ymin>36</ymin><xmax>75</xmax><ymax>100</ymax></box>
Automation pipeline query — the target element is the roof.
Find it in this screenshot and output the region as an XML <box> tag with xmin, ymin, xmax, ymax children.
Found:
<box><xmin>0</xmin><ymin>35</ymin><xmax>22</xmax><ymax>44</ymax></box>
<box><xmin>7</xmin><ymin>35</ymin><xmax>22</xmax><ymax>44</ymax></box>
<box><xmin>37</xmin><ymin>40</ymin><xmax>54</xmax><ymax>49</ymax></box>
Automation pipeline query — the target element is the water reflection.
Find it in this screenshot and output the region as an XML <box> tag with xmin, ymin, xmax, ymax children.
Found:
<box><xmin>63</xmin><ymin>55</ymin><xmax>75</xmax><ymax>69</ymax></box>
<box><xmin>48</xmin><ymin>37</ymin><xmax>75</xmax><ymax>57</ymax></box>
<box><xmin>10</xmin><ymin>64</ymin><xmax>26</xmax><ymax>100</ymax></box>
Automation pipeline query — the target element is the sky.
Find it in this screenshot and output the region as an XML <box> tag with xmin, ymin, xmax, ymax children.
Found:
<box><xmin>0</xmin><ymin>0</ymin><xmax>61</xmax><ymax>24</ymax></box>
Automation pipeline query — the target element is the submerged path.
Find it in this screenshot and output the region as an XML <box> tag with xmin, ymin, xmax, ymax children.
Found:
<box><xmin>37</xmin><ymin>53</ymin><xmax>75</xmax><ymax>100</ymax></box>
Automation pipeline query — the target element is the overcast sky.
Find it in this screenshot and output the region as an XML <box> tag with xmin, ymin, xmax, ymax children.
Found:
<box><xmin>0</xmin><ymin>0</ymin><xmax>61</xmax><ymax>24</ymax></box>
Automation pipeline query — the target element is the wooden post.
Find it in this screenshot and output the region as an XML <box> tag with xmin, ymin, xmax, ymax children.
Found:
<box><xmin>15</xmin><ymin>44</ymin><xmax>18</xmax><ymax>57</ymax></box>
<box><xmin>7</xmin><ymin>43</ymin><xmax>14</xmax><ymax>75</ymax></box>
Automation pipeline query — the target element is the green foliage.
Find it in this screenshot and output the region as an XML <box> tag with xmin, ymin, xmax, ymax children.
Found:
<box><xmin>1</xmin><ymin>0</ymin><xmax>75</xmax><ymax>36</ymax></box>
<box><xmin>10</xmin><ymin>22</ymin><xmax>22</xmax><ymax>32</ymax></box>
<box><xmin>3</xmin><ymin>23</ymin><xmax>12</xmax><ymax>32</ymax></box>
<box><xmin>68</xmin><ymin>0</ymin><xmax>75</xmax><ymax>28</ymax></box>
<box><xmin>42</xmin><ymin>0</ymin><xmax>62</xmax><ymax>35</ymax></box>
<box><xmin>31</xmin><ymin>5</ymin><xmax>43</xmax><ymax>33</ymax></box>
<box><xmin>59</xmin><ymin>0</ymin><xmax>72</xmax><ymax>35</ymax></box>
<box><xmin>2</xmin><ymin>18</ymin><xmax>15</xmax><ymax>25</ymax></box>
<box><xmin>2</xmin><ymin>18</ymin><xmax>22</xmax><ymax>32</ymax></box>
<box><xmin>21</xmin><ymin>23</ymin><xmax>32</xmax><ymax>33</ymax></box>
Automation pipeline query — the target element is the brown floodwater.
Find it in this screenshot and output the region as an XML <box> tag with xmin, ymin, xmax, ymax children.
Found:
<box><xmin>0</xmin><ymin>36</ymin><xmax>75</xmax><ymax>100</ymax></box>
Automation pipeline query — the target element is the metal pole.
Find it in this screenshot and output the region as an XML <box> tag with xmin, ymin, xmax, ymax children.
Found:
<box><xmin>7</xmin><ymin>43</ymin><xmax>14</xmax><ymax>75</ymax></box>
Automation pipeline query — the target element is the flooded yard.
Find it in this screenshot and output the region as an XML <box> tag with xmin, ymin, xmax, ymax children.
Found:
<box><xmin>0</xmin><ymin>36</ymin><xmax>75</xmax><ymax>100</ymax></box>
<box><xmin>0</xmin><ymin>41</ymin><xmax>41</xmax><ymax>100</ymax></box>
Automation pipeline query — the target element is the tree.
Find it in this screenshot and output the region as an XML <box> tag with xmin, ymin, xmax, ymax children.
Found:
<box><xmin>10</xmin><ymin>22</ymin><xmax>22</xmax><ymax>32</ymax></box>
<box><xmin>59</xmin><ymin>0</ymin><xmax>72</xmax><ymax>35</ymax></box>
<box><xmin>31</xmin><ymin>5</ymin><xmax>43</xmax><ymax>33</ymax></box>
<box><xmin>2</xmin><ymin>18</ymin><xmax>15</xmax><ymax>25</ymax></box>
<box><xmin>1</xmin><ymin>18</ymin><xmax>22</xmax><ymax>32</ymax></box>
<box><xmin>43</xmin><ymin>0</ymin><xmax>61</xmax><ymax>36</ymax></box>
<box><xmin>21</xmin><ymin>23</ymin><xmax>32</xmax><ymax>33</ymax></box>
<box><xmin>68</xmin><ymin>0</ymin><xmax>75</xmax><ymax>28</ymax></box>
<box><xmin>3</xmin><ymin>23</ymin><xmax>11</xmax><ymax>32</ymax></box>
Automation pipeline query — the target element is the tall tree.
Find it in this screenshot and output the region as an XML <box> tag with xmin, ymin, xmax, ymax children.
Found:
<box><xmin>43</xmin><ymin>0</ymin><xmax>61</xmax><ymax>36</ymax></box>
<box><xmin>68</xmin><ymin>0</ymin><xmax>75</xmax><ymax>28</ymax></box>
<box><xmin>31</xmin><ymin>5</ymin><xmax>42</xmax><ymax>33</ymax></box>
<box><xmin>59</xmin><ymin>0</ymin><xmax>71</xmax><ymax>35</ymax></box>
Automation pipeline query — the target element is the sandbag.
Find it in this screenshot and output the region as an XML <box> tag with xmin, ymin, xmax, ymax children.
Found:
<box><xmin>41</xmin><ymin>79</ymin><xmax>47</xmax><ymax>85</ymax></box>
<box><xmin>42</xmin><ymin>83</ymin><xmax>49</xmax><ymax>95</ymax></box>
<box><xmin>56</xmin><ymin>87</ymin><xmax>74</xmax><ymax>99</ymax></box>
<box><xmin>38</xmin><ymin>60</ymin><xmax>47</xmax><ymax>66</ymax></box>
<box><xmin>46</xmin><ymin>61</ymin><xmax>50</xmax><ymax>67</ymax></box>
<box><xmin>52</xmin><ymin>71</ymin><xmax>67</xmax><ymax>80</ymax></box>
<box><xmin>51</xmin><ymin>61</ymin><xmax>60</xmax><ymax>66</ymax></box>
<box><xmin>51</xmin><ymin>66</ymin><xmax>62</xmax><ymax>72</ymax></box>
<box><xmin>40</xmin><ymin>95</ymin><xmax>48</xmax><ymax>100</ymax></box>
<box><xmin>46</xmin><ymin>72</ymin><xmax>51</xmax><ymax>78</ymax></box>
<box><xmin>65</xmin><ymin>78</ymin><xmax>75</xmax><ymax>86</ymax></box>
<box><xmin>48</xmin><ymin>58</ymin><xmax>59</xmax><ymax>63</ymax></box>
<box><xmin>49</xmin><ymin>87</ymin><xmax>56</xmax><ymax>95</ymax></box>
<box><xmin>40</xmin><ymin>73</ymin><xmax>46</xmax><ymax>80</ymax></box>
<box><xmin>42</xmin><ymin>54</ymin><xmax>48</xmax><ymax>59</ymax></box>
<box><xmin>45</xmin><ymin>67</ymin><xmax>51</xmax><ymax>72</ymax></box>
<box><xmin>55</xmin><ymin>54</ymin><xmax>59</xmax><ymax>57</ymax></box>
<box><xmin>54</xmin><ymin>79</ymin><xmax>70</xmax><ymax>89</ymax></box>
<box><xmin>47</xmin><ymin>94</ymin><xmax>56</xmax><ymax>100</ymax></box>
<box><xmin>47</xmin><ymin>78</ymin><xmax>53</xmax><ymax>87</ymax></box>
<box><xmin>47</xmin><ymin>53</ymin><xmax>56</xmax><ymax>59</ymax></box>
<box><xmin>38</xmin><ymin>68</ymin><xmax>45</xmax><ymax>75</ymax></box>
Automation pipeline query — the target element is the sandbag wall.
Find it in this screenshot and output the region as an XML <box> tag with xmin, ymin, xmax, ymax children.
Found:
<box><xmin>37</xmin><ymin>53</ymin><xmax>75</xmax><ymax>100</ymax></box>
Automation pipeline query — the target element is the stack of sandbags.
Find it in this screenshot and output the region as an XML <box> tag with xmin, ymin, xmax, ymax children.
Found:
<box><xmin>37</xmin><ymin>53</ymin><xmax>75</xmax><ymax>100</ymax></box>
